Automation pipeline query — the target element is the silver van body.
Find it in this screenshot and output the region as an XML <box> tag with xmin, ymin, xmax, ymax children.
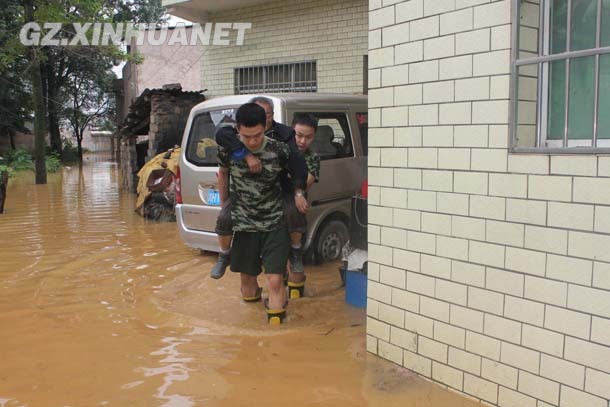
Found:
<box><xmin>176</xmin><ymin>93</ymin><xmax>367</xmax><ymax>261</ymax></box>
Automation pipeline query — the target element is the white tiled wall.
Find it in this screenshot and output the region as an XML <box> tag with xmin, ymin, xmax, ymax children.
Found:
<box><xmin>202</xmin><ymin>0</ymin><xmax>368</xmax><ymax>97</ymax></box>
<box><xmin>367</xmin><ymin>1</ymin><xmax>610</xmax><ymax>406</ymax></box>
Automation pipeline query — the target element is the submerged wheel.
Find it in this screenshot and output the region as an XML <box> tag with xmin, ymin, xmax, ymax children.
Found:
<box><xmin>315</xmin><ymin>220</ymin><xmax>349</xmax><ymax>263</ymax></box>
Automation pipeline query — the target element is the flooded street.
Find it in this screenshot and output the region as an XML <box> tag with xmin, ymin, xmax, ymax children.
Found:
<box><xmin>0</xmin><ymin>155</ymin><xmax>477</xmax><ymax>406</ymax></box>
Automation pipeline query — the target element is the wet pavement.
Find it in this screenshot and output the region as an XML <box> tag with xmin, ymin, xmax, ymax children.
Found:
<box><xmin>0</xmin><ymin>155</ymin><xmax>479</xmax><ymax>406</ymax></box>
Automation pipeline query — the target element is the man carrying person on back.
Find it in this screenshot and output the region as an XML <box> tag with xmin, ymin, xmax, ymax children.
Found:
<box><xmin>216</xmin><ymin>102</ymin><xmax>299</xmax><ymax>324</ymax></box>
<box><xmin>211</xmin><ymin>97</ymin><xmax>308</xmax><ymax>280</ymax></box>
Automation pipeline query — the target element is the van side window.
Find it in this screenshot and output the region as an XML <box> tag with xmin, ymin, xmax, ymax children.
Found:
<box><xmin>296</xmin><ymin>112</ymin><xmax>354</xmax><ymax>161</ymax></box>
<box><xmin>185</xmin><ymin>108</ymin><xmax>237</xmax><ymax>166</ymax></box>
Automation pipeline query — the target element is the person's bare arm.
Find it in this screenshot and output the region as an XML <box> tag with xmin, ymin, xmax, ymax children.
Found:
<box><xmin>218</xmin><ymin>167</ymin><xmax>229</xmax><ymax>205</ymax></box>
<box><xmin>306</xmin><ymin>173</ymin><xmax>315</xmax><ymax>192</ymax></box>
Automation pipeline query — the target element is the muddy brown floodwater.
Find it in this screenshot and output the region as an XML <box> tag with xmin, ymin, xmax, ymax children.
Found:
<box><xmin>0</xmin><ymin>155</ymin><xmax>479</xmax><ymax>407</ymax></box>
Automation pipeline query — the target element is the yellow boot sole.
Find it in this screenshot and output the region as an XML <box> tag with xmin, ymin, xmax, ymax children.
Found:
<box><xmin>287</xmin><ymin>280</ymin><xmax>305</xmax><ymax>299</ymax></box>
<box><xmin>265</xmin><ymin>299</ymin><xmax>287</xmax><ymax>325</ymax></box>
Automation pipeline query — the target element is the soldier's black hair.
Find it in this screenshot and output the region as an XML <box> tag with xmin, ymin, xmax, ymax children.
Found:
<box><xmin>292</xmin><ymin>113</ymin><xmax>318</xmax><ymax>132</ymax></box>
<box><xmin>236</xmin><ymin>103</ymin><xmax>266</xmax><ymax>128</ymax></box>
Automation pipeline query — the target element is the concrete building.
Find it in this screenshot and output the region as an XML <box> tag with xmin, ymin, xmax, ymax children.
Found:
<box><xmin>163</xmin><ymin>0</ymin><xmax>368</xmax><ymax>98</ymax></box>
<box><xmin>367</xmin><ymin>1</ymin><xmax>610</xmax><ymax>406</ymax></box>
<box><xmin>122</xmin><ymin>26</ymin><xmax>205</xmax><ymax>120</ymax></box>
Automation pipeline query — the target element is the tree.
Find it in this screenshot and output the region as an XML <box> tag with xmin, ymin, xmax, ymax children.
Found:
<box><xmin>1</xmin><ymin>0</ymin><xmax>167</xmax><ymax>173</ymax></box>
<box><xmin>61</xmin><ymin>48</ymin><xmax>116</xmax><ymax>161</ymax></box>
<box><xmin>24</xmin><ymin>0</ymin><xmax>47</xmax><ymax>184</ymax></box>
<box><xmin>38</xmin><ymin>0</ymin><xmax>166</xmax><ymax>158</ymax></box>
<box><xmin>0</xmin><ymin>0</ymin><xmax>32</xmax><ymax>152</ymax></box>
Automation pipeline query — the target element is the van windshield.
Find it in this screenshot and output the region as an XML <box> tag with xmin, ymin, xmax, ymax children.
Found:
<box><xmin>185</xmin><ymin>108</ymin><xmax>237</xmax><ymax>166</ymax></box>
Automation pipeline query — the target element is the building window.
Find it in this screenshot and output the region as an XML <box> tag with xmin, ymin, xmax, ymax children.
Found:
<box><xmin>512</xmin><ymin>0</ymin><xmax>610</xmax><ymax>151</ymax></box>
<box><xmin>234</xmin><ymin>61</ymin><xmax>317</xmax><ymax>94</ymax></box>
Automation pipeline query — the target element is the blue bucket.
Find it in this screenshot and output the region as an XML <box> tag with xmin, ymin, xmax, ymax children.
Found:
<box><xmin>345</xmin><ymin>269</ymin><xmax>367</xmax><ymax>308</ymax></box>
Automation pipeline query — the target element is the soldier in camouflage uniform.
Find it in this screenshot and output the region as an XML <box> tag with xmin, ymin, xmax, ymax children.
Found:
<box><xmin>284</xmin><ymin>114</ymin><xmax>321</xmax><ymax>299</ymax></box>
<box><xmin>217</xmin><ymin>103</ymin><xmax>305</xmax><ymax>324</ymax></box>
<box><xmin>210</xmin><ymin>97</ymin><xmax>308</xmax><ymax>280</ymax></box>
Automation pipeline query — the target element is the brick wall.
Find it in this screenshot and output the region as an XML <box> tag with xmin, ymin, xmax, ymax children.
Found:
<box><xmin>367</xmin><ymin>0</ymin><xmax>610</xmax><ymax>406</ymax></box>
<box><xmin>123</xmin><ymin>26</ymin><xmax>204</xmax><ymax>117</ymax></box>
<box><xmin>202</xmin><ymin>0</ymin><xmax>368</xmax><ymax>97</ymax></box>
<box><xmin>134</xmin><ymin>27</ymin><xmax>204</xmax><ymax>93</ymax></box>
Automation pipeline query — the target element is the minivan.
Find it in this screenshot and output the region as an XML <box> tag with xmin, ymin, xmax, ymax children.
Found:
<box><xmin>176</xmin><ymin>93</ymin><xmax>368</xmax><ymax>263</ymax></box>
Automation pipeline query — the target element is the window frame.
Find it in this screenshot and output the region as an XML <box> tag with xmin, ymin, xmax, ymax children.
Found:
<box><xmin>234</xmin><ymin>61</ymin><xmax>317</xmax><ymax>95</ymax></box>
<box><xmin>184</xmin><ymin>107</ymin><xmax>239</xmax><ymax>167</ymax></box>
<box><xmin>510</xmin><ymin>0</ymin><xmax>610</xmax><ymax>153</ymax></box>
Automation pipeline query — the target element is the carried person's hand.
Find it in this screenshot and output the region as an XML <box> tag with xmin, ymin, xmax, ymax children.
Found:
<box><xmin>295</xmin><ymin>194</ymin><xmax>309</xmax><ymax>214</ymax></box>
<box><xmin>245</xmin><ymin>153</ymin><xmax>262</xmax><ymax>173</ymax></box>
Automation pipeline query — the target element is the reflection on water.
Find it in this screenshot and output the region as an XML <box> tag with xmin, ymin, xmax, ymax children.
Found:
<box><xmin>139</xmin><ymin>337</ymin><xmax>194</xmax><ymax>407</ymax></box>
<box><xmin>0</xmin><ymin>155</ymin><xmax>477</xmax><ymax>406</ymax></box>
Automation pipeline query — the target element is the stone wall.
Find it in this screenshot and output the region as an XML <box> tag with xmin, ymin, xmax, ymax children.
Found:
<box><xmin>120</xmin><ymin>90</ymin><xmax>204</xmax><ymax>192</ymax></box>
<box><xmin>148</xmin><ymin>92</ymin><xmax>203</xmax><ymax>158</ymax></box>
<box><xmin>120</xmin><ymin>137</ymin><xmax>138</xmax><ymax>192</ymax></box>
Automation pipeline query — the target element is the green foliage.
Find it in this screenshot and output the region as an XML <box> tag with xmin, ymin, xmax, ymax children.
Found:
<box><xmin>0</xmin><ymin>1</ymin><xmax>31</xmax><ymax>138</ymax></box>
<box><xmin>45</xmin><ymin>152</ymin><xmax>62</xmax><ymax>173</ymax></box>
<box><xmin>4</xmin><ymin>148</ymin><xmax>34</xmax><ymax>171</ymax></box>
<box><xmin>0</xmin><ymin>148</ymin><xmax>63</xmax><ymax>174</ymax></box>
<box><xmin>1</xmin><ymin>0</ymin><xmax>168</xmax><ymax>162</ymax></box>
<box><xmin>0</xmin><ymin>157</ymin><xmax>14</xmax><ymax>177</ymax></box>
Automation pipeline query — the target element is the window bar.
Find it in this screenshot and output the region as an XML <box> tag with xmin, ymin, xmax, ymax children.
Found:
<box><xmin>248</xmin><ymin>67</ymin><xmax>252</xmax><ymax>93</ymax></box>
<box><xmin>515</xmin><ymin>46</ymin><xmax>610</xmax><ymax>65</ymax></box>
<box><xmin>310</xmin><ymin>61</ymin><xmax>313</xmax><ymax>91</ymax></box>
<box><xmin>540</xmin><ymin>0</ymin><xmax>552</xmax><ymax>146</ymax></box>
<box><xmin>241</xmin><ymin>68</ymin><xmax>245</xmax><ymax>93</ymax></box>
<box><xmin>510</xmin><ymin>0</ymin><xmax>521</xmax><ymax>148</ymax></box>
<box><xmin>242</xmin><ymin>68</ymin><xmax>246</xmax><ymax>94</ymax></box>
<box><xmin>536</xmin><ymin>0</ymin><xmax>546</xmax><ymax>147</ymax></box>
<box><xmin>234</xmin><ymin>69</ymin><xmax>238</xmax><ymax>94</ymax></box>
<box><xmin>237</xmin><ymin>69</ymin><xmax>240</xmax><ymax>94</ymax></box>
<box><xmin>563</xmin><ymin>0</ymin><xmax>572</xmax><ymax>147</ymax></box>
<box><xmin>594</xmin><ymin>0</ymin><xmax>602</xmax><ymax>146</ymax></box>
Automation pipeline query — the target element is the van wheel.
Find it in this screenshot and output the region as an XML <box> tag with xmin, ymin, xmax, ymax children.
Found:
<box><xmin>316</xmin><ymin>220</ymin><xmax>349</xmax><ymax>263</ymax></box>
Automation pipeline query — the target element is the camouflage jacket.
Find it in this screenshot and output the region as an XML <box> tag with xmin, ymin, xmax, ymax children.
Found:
<box><xmin>218</xmin><ymin>137</ymin><xmax>290</xmax><ymax>232</ymax></box>
<box><xmin>303</xmin><ymin>149</ymin><xmax>320</xmax><ymax>183</ymax></box>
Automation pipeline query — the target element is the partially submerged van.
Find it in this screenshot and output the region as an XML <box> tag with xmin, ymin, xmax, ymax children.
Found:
<box><xmin>176</xmin><ymin>93</ymin><xmax>368</xmax><ymax>263</ymax></box>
